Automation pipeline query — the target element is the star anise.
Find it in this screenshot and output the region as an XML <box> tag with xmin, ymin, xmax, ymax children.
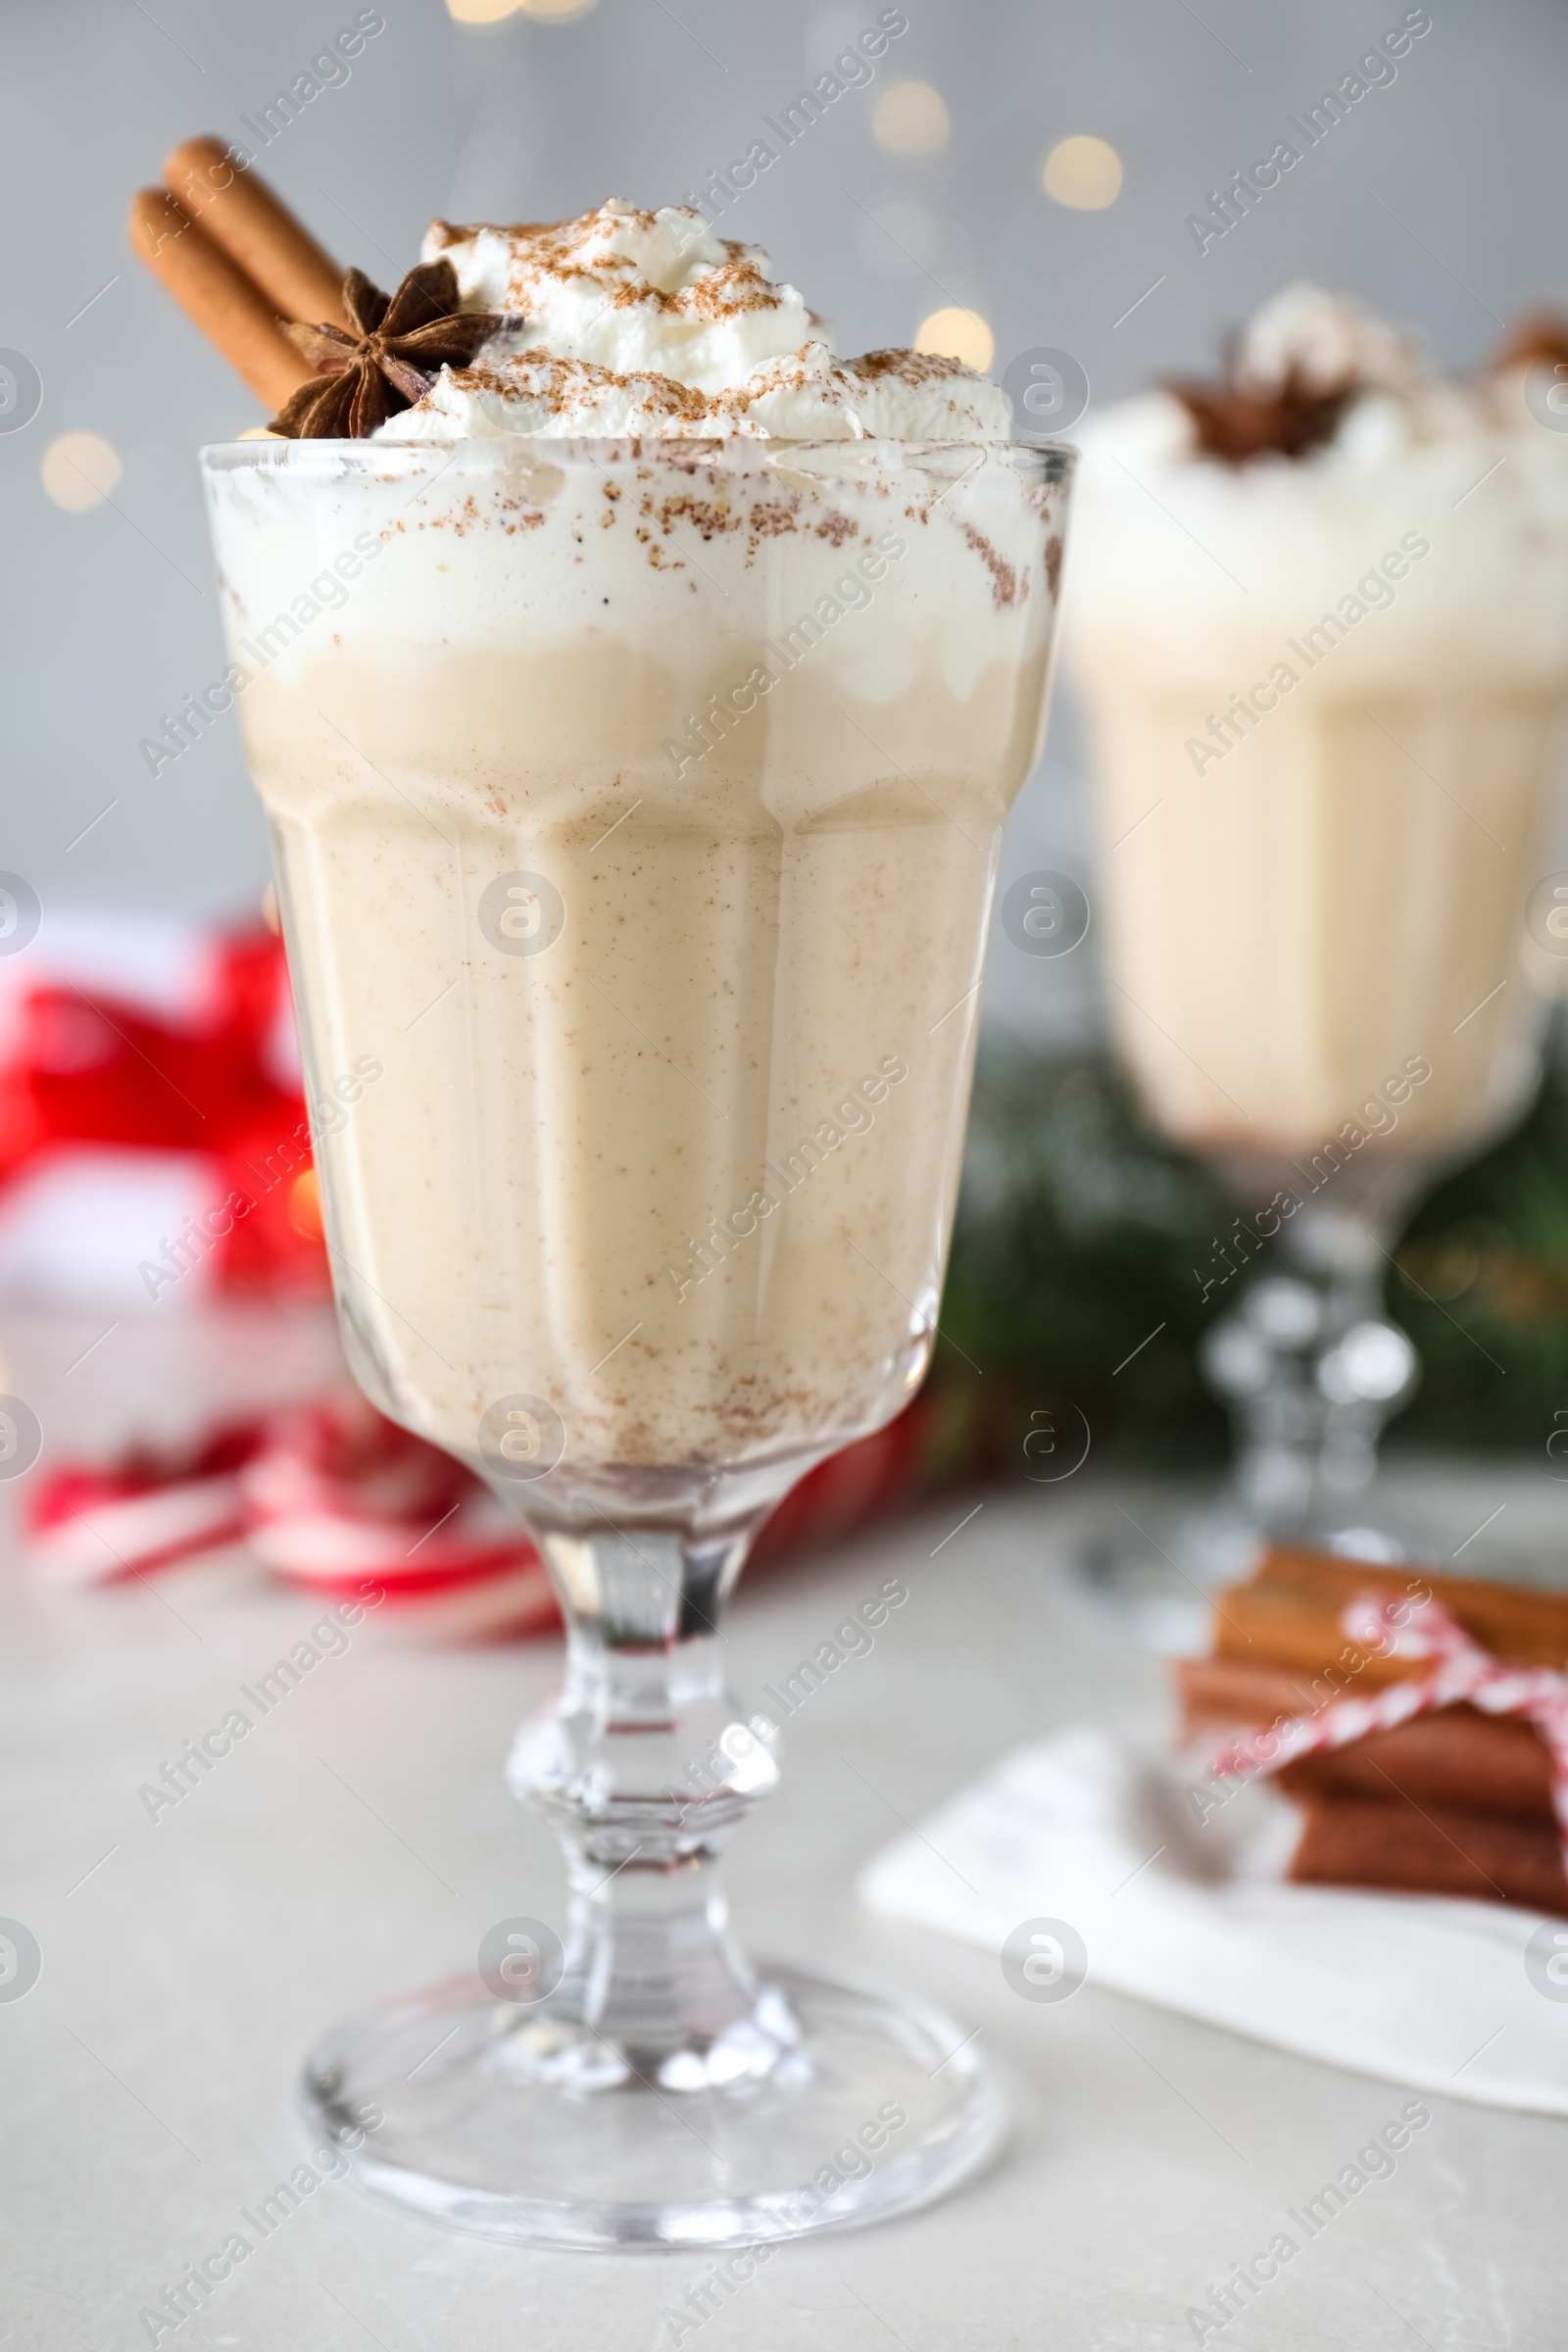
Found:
<box><xmin>270</xmin><ymin>258</ymin><xmax>508</xmax><ymax>438</ymax></box>
<box><xmin>1165</xmin><ymin>365</ymin><xmax>1353</xmax><ymax>466</ymax></box>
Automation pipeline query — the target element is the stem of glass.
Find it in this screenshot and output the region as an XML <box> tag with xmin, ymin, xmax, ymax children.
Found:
<box><xmin>1202</xmin><ymin>1174</ymin><xmax>1422</xmax><ymax>1544</ymax></box>
<box><xmin>500</xmin><ymin>1509</ymin><xmax>792</xmax><ymax>2083</ymax></box>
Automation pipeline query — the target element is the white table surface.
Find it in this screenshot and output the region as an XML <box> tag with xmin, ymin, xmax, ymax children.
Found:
<box><xmin>2</xmin><ymin>1304</ymin><xmax>1566</xmax><ymax>2352</ymax></box>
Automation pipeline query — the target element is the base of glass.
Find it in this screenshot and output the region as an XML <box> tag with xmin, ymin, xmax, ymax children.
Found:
<box><xmin>302</xmin><ymin>1961</ymin><xmax>1003</xmax><ymax>2252</ymax></box>
<box><xmin>1073</xmin><ymin>1488</ymin><xmax>1422</xmax><ymax>1654</ymax></box>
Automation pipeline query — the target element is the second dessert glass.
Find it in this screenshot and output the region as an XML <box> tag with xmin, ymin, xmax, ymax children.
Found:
<box><xmin>1066</xmin><ymin>348</ymin><xmax>1568</xmax><ymax>1642</ymax></box>
<box><xmin>203</xmin><ymin>432</ymin><xmax>1072</xmax><ymax>2248</ymax></box>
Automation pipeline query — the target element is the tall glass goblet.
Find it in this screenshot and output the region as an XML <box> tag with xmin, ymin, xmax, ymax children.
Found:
<box><xmin>202</xmin><ymin>433</ymin><xmax>1073</xmax><ymax>2249</ymax></box>
<box><xmin>1067</xmin><ymin>486</ymin><xmax>1568</xmax><ymax>1642</ymax></box>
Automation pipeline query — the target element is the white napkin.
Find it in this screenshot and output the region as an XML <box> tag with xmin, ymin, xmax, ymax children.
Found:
<box><xmin>859</xmin><ymin>1726</ymin><xmax>1568</xmax><ymax>2116</ymax></box>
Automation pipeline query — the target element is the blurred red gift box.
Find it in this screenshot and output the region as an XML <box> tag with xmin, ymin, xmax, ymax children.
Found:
<box><xmin>0</xmin><ymin>911</ymin><xmax>326</xmax><ymax>1306</ymax></box>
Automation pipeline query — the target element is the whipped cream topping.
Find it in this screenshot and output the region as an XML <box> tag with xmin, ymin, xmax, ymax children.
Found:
<box><xmin>1233</xmin><ymin>282</ymin><xmax>1424</xmax><ymax>399</ymax></box>
<box><xmin>424</xmin><ymin>201</ymin><xmax>812</xmax><ymax>394</ymax></box>
<box><xmin>371</xmin><ymin>199</ymin><xmax>1011</xmax><ymax>443</ymax></box>
<box><xmin>1101</xmin><ymin>283</ymin><xmax>1536</xmax><ymax>475</ymax></box>
<box><xmin>1068</xmin><ymin>282</ymin><xmax>1568</xmax><ymax>684</ymax></box>
<box><xmin>388</xmin><ymin>340</ymin><xmax>1011</xmax><ymax>443</ymax></box>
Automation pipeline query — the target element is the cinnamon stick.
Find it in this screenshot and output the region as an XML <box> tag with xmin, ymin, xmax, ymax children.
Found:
<box><xmin>127</xmin><ymin>187</ymin><xmax>313</xmax><ymax>409</ymax></box>
<box><xmin>1213</xmin><ymin>1544</ymin><xmax>1568</xmax><ymax>1679</ymax></box>
<box><xmin>1178</xmin><ymin>1657</ymin><xmax>1555</xmax><ymax>1822</ymax></box>
<box><xmin>1291</xmin><ymin>1792</ymin><xmax>1568</xmax><ymax>1916</ymax></box>
<box><xmin>1277</xmin><ymin>1717</ymin><xmax>1553</xmax><ymax>1822</ymax></box>
<box><xmin>162</xmin><ymin>137</ymin><xmax>349</xmax><ymax>330</ymax></box>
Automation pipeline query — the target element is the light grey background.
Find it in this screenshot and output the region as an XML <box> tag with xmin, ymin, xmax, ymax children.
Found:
<box><xmin>3</xmin><ymin>0</ymin><xmax>1565</xmax><ymax>1037</ymax></box>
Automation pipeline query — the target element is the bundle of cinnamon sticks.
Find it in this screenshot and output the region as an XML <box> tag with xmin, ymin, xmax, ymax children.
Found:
<box><xmin>128</xmin><ymin>136</ymin><xmax>344</xmax><ymax>407</ymax></box>
<box><xmin>1179</xmin><ymin>1545</ymin><xmax>1568</xmax><ymax>1916</ymax></box>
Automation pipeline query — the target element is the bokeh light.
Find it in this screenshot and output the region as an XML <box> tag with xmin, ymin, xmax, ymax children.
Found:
<box><xmin>41</xmin><ymin>431</ymin><xmax>122</xmax><ymax>513</ymax></box>
<box><xmin>447</xmin><ymin>0</ymin><xmax>595</xmax><ymax>19</ymax></box>
<box><xmin>915</xmin><ymin>308</ymin><xmax>995</xmax><ymax>372</ymax></box>
<box><xmin>872</xmin><ymin>81</ymin><xmax>951</xmax><ymax>155</ymax></box>
<box><xmin>1043</xmin><ymin>135</ymin><xmax>1123</xmax><ymax>210</ymax></box>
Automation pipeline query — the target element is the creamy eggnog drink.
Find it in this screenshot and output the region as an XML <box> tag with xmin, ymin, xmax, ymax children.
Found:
<box><xmin>1069</xmin><ymin>286</ymin><xmax>1568</xmax><ymax>1185</ymax></box>
<box><xmin>190</xmin><ymin>192</ymin><xmax>1071</xmax><ymax>2248</ymax></box>
<box><xmin>1065</xmin><ymin>288</ymin><xmax>1568</xmax><ymax>1592</ymax></box>
<box><xmin>205</xmin><ymin>205</ymin><xmax>1065</xmax><ymax>1492</ymax></box>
